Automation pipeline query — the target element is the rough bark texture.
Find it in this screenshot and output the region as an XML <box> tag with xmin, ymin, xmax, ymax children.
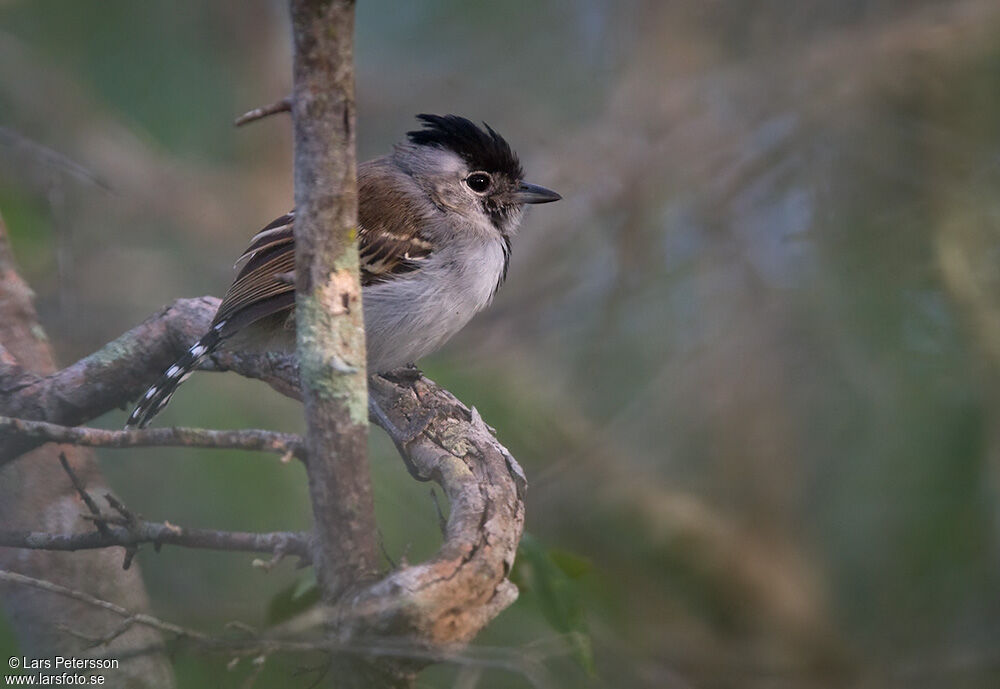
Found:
<box><xmin>289</xmin><ymin>0</ymin><xmax>379</xmax><ymax>601</ymax></box>
<box><xmin>0</xmin><ymin>416</ymin><xmax>305</xmax><ymax>460</ymax></box>
<box><xmin>0</xmin><ymin>215</ymin><xmax>175</xmax><ymax>689</ymax></box>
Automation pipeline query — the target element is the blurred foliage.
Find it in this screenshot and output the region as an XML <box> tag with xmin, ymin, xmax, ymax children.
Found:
<box><xmin>510</xmin><ymin>534</ymin><xmax>595</xmax><ymax>676</ymax></box>
<box><xmin>4</xmin><ymin>1</ymin><xmax>1000</xmax><ymax>688</ymax></box>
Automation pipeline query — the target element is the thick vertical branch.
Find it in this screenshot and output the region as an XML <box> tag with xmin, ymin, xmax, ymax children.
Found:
<box><xmin>289</xmin><ymin>0</ymin><xmax>378</xmax><ymax>600</ymax></box>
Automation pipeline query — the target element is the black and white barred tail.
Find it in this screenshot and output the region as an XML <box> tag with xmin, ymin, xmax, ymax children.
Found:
<box><xmin>125</xmin><ymin>321</ymin><xmax>227</xmax><ymax>429</ymax></box>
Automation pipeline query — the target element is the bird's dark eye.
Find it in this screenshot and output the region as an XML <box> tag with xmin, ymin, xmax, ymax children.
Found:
<box><xmin>465</xmin><ymin>172</ymin><xmax>492</xmax><ymax>193</ymax></box>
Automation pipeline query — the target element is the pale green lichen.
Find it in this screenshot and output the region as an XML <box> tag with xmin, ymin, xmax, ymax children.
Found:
<box><xmin>86</xmin><ymin>333</ymin><xmax>143</xmax><ymax>368</ymax></box>
<box><xmin>436</xmin><ymin>419</ymin><xmax>473</xmax><ymax>457</ymax></box>
<box><xmin>296</xmin><ymin>245</ymin><xmax>368</xmax><ymax>426</ymax></box>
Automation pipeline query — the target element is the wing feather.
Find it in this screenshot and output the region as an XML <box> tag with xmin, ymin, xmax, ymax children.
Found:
<box><xmin>213</xmin><ymin>242</ymin><xmax>296</xmax><ymax>331</ymax></box>
<box><xmin>213</xmin><ymin>163</ymin><xmax>436</xmax><ymax>335</ymax></box>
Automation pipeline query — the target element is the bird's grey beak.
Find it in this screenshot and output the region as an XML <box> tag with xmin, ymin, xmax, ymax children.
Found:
<box><xmin>516</xmin><ymin>182</ymin><xmax>561</xmax><ymax>204</ymax></box>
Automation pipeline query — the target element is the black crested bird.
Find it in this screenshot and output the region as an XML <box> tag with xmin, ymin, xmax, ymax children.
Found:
<box><xmin>127</xmin><ymin>114</ymin><xmax>560</xmax><ymax>429</ymax></box>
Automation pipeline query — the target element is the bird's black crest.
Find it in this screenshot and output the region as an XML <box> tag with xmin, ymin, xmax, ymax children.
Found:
<box><xmin>407</xmin><ymin>114</ymin><xmax>523</xmax><ymax>179</ymax></box>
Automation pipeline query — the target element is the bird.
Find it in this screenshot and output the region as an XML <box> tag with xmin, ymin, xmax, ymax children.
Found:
<box><xmin>125</xmin><ymin>114</ymin><xmax>561</xmax><ymax>429</ymax></box>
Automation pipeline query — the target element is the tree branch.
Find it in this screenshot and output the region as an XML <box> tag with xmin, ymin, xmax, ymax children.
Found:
<box><xmin>233</xmin><ymin>97</ymin><xmax>293</xmax><ymax>127</ymax></box>
<box><xmin>3</xmin><ymin>445</ymin><xmax>311</xmax><ymax>566</ymax></box>
<box><xmin>0</xmin><ymin>296</ymin><xmax>300</xmax><ymax>465</ymax></box>
<box><xmin>0</xmin><ymin>525</ymin><xmax>310</xmax><ymax>562</ymax></box>
<box><xmin>290</xmin><ymin>0</ymin><xmax>379</xmax><ymax>601</ymax></box>
<box><xmin>0</xmin><ymin>416</ymin><xmax>306</xmax><ymax>462</ymax></box>
<box><xmin>0</xmin><ymin>569</ymin><xmax>210</xmax><ymax>643</ymax></box>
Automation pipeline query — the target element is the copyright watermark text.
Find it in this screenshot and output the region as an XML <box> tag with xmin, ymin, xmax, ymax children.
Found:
<box><xmin>5</xmin><ymin>656</ymin><xmax>117</xmax><ymax>685</ymax></box>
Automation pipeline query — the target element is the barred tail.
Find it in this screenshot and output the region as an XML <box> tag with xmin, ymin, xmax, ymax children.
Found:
<box><xmin>125</xmin><ymin>322</ymin><xmax>227</xmax><ymax>429</ymax></box>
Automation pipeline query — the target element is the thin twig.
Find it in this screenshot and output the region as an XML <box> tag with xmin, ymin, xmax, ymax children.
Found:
<box><xmin>0</xmin><ymin>569</ymin><xmax>210</xmax><ymax>642</ymax></box>
<box><xmin>234</xmin><ymin>97</ymin><xmax>292</xmax><ymax>127</ymax></box>
<box><xmin>102</xmin><ymin>494</ymin><xmax>140</xmax><ymax>569</ymax></box>
<box><xmin>251</xmin><ymin>542</ymin><xmax>294</xmax><ymax>572</ymax></box>
<box><xmin>0</xmin><ymin>523</ymin><xmax>311</xmax><ymax>563</ymax></box>
<box><xmin>104</xmin><ymin>493</ymin><xmax>138</xmax><ymax>525</ymax></box>
<box><xmin>58</xmin><ymin>618</ymin><xmax>137</xmax><ymax>648</ymax></box>
<box><xmin>0</xmin><ymin>126</ymin><xmax>112</xmax><ymax>192</ymax></box>
<box><xmin>0</xmin><ymin>416</ymin><xmax>306</xmax><ymax>462</ymax></box>
<box><xmin>59</xmin><ymin>453</ymin><xmax>137</xmax><ymax>569</ymax></box>
<box><xmin>57</xmin><ymin>452</ymin><xmax>112</xmax><ymax>537</ymax></box>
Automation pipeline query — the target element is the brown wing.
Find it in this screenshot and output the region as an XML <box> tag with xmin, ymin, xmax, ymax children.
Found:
<box><xmin>213</xmin><ymin>213</ymin><xmax>297</xmax><ymax>333</ymax></box>
<box><xmin>357</xmin><ymin>226</ymin><xmax>433</xmax><ymax>284</ymax></box>
<box><xmin>214</xmin><ymin>165</ymin><xmax>435</xmax><ymax>334</ymax></box>
<box><xmin>357</xmin><ymin>160</ymin><xmax>435</xmax><ymax>284</ymax></box>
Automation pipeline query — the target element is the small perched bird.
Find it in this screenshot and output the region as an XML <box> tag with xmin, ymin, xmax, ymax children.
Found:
<box><xmin>126</xmin><ymin>114</ymin><xmax>560</xmax><ymax>429</ymax></box>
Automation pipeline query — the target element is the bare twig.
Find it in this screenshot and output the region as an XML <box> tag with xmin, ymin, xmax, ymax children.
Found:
<box><xmin>57</xmin><ymin>451</ymin><xmax>142</xmax><ymax>569</ymax></box>
<box><xmin>251</xmin><ymin>542</ymin><xmax>296</xmax><ymax>572</ymax></box>
<box><xmin>59</xmin><ymin>617</ymin><xmax>138</xmax><ymax>648</ymax></box>
<box><xmin>0</xmin><ymin>125</ymin><xmax>112</xmax><ymax>192</ymax></box>
<box><xmin>57</xmin><ymin>452</ymin><xmax>112</xmax><ymax>537</ymax></box>
<box><xmin>234</xmin><ymin>97</ymin><xmax>292</xmax><ymax>127</ymax></box>
<box><xmin>104</xmin><ymin>494</ymin><xmax>138</xmax><ymax>526</ymax></box>
<box><xmin>0</xmin><ymin>569</ymin><xmax>211</xmax><ymax>642</ymax></box>
<box><xmin>0</xmin><ymin>523</ymin><xmax>311</xmax><ymax>563</ymax></box>
<box><xmin>101</xmin><ymin>493</ymin><xmax>141</xmax><ymax>568</ymax></box>
<box><xmin>1</xmin><ymin>416</ymin><xmax>306</xmax><ymax>462</ymax></box>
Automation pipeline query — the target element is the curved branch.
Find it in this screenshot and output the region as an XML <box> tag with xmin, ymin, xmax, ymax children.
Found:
<box><xmin>339</xmin><ymin>374</ymin><xmax>526</xmax><ymax>647</ymax></box>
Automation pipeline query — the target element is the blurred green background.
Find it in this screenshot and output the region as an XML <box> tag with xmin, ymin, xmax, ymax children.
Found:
<box><xmin>3</xmin><ymin>1</ymin><xmax>1000</xmax><ymax>687</ymax></box>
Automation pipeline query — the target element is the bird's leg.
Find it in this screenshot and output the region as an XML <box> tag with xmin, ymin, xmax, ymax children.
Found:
<box><xmin>385</xmin><ymin>363</ymin><xmax>423</xmax><ymax>383</ymax></box>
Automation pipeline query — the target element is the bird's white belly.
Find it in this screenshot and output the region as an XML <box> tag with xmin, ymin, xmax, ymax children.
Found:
<box><xmin>362</xmin><ymin>238</ymin><xmax>506</xmax><ymax>372</ymax></box>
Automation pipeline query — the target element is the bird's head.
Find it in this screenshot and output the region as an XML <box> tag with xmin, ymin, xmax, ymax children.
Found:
<box><xmin>394</xmin><ymin>114</ymin><xmax>561</xmax><ymax>238</ymax></box>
